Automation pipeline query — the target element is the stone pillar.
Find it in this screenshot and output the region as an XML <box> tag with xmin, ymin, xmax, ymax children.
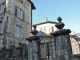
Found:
<box><xmin>51</xmin><ymin>17</ymin><xmax>72</xmax><ymax>60</ymax></box>
<box><xmin>26</xmin><ymin>25</ymin><xmax>40</xmax><ymax>60</ymax></box>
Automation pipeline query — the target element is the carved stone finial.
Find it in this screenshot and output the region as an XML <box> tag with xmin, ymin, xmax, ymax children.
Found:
<box><xmin>55</xmin><ymin>17</ymin><xmax>65</xmax><ymax>30</ymax></box>
<box><xmin>57</xmin><ymin>17</ymin><xmax>62</xmax><ymax>22</ymax></box>
<box><xmin>31</xmin><ymin>25</ymin><xmax>38</xmax><ymax>35</ymax></box>
<box><xmin>33</xmin><ymin>25</ymin><xmax>36</xmax><ymax>30</ymax></box>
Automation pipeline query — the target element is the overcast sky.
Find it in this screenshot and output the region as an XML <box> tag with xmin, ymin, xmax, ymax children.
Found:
<box><xmin>31</xmin><ymin>0</ymin><xmax>80</xmax><ymax>33</ymax></box>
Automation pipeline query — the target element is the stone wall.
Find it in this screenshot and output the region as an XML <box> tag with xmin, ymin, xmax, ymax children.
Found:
<box><xmin>0</xmin><ymin>42</ymin><xmax>28</xmax><ymax>60</ymax></box>
<box><xmin>0</xmin><ymin>0</ymin><xmax>32</xmax><ymax>48</ymax></box>
<box><xmin>28</xmin><ymin>40</ymin><xmax>40</xmax><ymax>60</ymax></box>
<box><xmin>70</xmin><ymin>38</ymin><xmax>80</xmax><ymax>54</ymax></box>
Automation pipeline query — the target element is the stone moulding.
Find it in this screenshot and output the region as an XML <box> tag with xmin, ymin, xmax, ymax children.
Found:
<box><xmin>26</xmin><ymin>36</ymin><xmax>39</xmax><ymax>41</ymax></box>
<box><xmin>50</xmin><ymin>29</ymin><xmax>71</xmax><ymax>36</ymax></box>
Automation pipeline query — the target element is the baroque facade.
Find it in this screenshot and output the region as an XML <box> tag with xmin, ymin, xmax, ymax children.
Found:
<box><xmin>0</xmin><ymin>0</ymin><xmax>35</xmax><ymax>48</ymax></box>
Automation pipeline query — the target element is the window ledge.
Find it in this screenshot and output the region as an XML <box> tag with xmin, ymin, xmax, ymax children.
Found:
<box><xmin>17</xmin><ymin>16</ymin><xmax>23</xmax><ymax>20</ymax></box>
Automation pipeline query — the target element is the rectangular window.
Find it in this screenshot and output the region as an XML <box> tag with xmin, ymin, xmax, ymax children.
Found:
<box><xmin>17</xmin><ymin>8</ymin><xmax>23</xmax><ymax>19</ymax></box>
<box><xmin>15</xmin><ymin>25</ymin><xmax>21</xmax><ymax>38</ymax></box>
<box><xmin>15</xmin><ymin>6</ymin><xmax>25</xmax><ymax>20</ymax></box>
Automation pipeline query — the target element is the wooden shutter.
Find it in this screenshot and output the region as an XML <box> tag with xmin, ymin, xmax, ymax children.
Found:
<box><xmin>15</xmin><ymin>5</ymin><xmax>17</xmax><ymax>16</ymax></box>
<box><xmin>23</xmin><ymin>11</ymin><xmax>25</xmax><ymax>20</ymax></box>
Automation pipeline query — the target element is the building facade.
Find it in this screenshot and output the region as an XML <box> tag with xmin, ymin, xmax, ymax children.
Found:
<box><xmin>33</xmin><ymin>16</ymin><xmax>58</xmax><ymax>34</ymax></box>
<box><xmin>0</xmin><ymin>0</ymin><xmax>35</xmax><ymax>48</ymax></box>
<box><xmin>70</xmin><ymin>32</ymin><xmax>80</xmax><ymax>54</ymax></box>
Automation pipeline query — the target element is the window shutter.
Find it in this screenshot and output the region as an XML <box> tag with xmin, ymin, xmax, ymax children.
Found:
<box><xmin>15</xmin><ymin>5</ymin><xmax>17</xmax><ymax>16</ymax></box>
<box><xmin>23</xmin><ymin>11</ymin><xmax>25</xmax><ymax>20</ymax></box>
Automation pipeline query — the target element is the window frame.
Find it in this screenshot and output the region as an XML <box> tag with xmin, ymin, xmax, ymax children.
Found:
<box><xmin>17</xmin><ymin>7</ymin><xmax>23</xmax><ymax>19</ymax></box>
<box><xmin>15</xmin><ymin>25</ymin><xmax>21</xmax><ymax>38</ymax></box>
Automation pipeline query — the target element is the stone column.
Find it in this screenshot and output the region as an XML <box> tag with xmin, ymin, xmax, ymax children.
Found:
<box><xmin>51</xmin><ymin>17</ymin><xmax>72</xmax><ymax>60</ymax></box>
<box><xmin>26</xmin><ymin>25</ymin><xmax>40</xmax><ymax>60</ymax></box>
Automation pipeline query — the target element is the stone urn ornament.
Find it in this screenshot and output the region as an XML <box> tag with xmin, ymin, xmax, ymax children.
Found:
<box><xmin>55</xmin><ymin>17</ymin><xmax>65</xmax><ymax>30</ymax></box>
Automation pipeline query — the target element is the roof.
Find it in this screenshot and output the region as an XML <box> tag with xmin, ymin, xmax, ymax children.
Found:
<box><xmin>33</xmin><ymin>21</ymin><xmax>57</xmax><ymax>25</ymax></box>
<box><xmin>37</xmin><ymin>31</ymin><xmax>49</xmax><ymax>36</ymax></box>
<box><xmin>27</xmin><ymin>0</ymin><xmax>36</xmax><ymax>9</ymax></box>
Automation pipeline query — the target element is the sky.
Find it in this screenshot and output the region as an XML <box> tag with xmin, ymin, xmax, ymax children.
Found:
<box><xmin>31</xmin><ymin>0</ymin><xmax>80</xmax><ymax>33</ymax></box>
